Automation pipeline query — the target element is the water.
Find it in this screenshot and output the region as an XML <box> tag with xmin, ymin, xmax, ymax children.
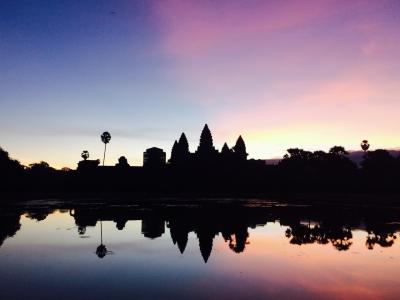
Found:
<box><xmin>1</xmin><ymin>200</ymin><xmax>399</xmax><ymax>300</ymax></box>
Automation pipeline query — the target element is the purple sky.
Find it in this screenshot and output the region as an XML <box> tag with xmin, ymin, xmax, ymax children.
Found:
<box><xmin>1</xmin><ymin>0</ymin><xmax>399</xmax><ymax>168</ymax></box>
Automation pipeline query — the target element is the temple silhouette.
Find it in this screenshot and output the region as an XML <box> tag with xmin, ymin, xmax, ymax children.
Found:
<box><xmin>76</xmin><ymin>124</ymin><xmax>251</xmax><ymax>169</ymax></box>
<box><xmin>170</xmin><ymin>124</ymin><xmax>248</xmax><ymax>166</ymax></box>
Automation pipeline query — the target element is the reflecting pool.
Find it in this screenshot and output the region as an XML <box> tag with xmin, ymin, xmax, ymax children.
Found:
<box><xmin>1</xmin><ymin>200</ymin><xmax>399</xmax><ymax>299</ymax></box>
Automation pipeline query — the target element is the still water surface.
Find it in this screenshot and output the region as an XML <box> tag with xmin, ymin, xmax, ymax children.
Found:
<box><xmin>0</xmin><ymin>201</ymin><xmax>399</xmax><ymax>299</ymax></box>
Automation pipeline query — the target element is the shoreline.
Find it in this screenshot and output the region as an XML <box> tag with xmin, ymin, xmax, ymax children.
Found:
<box><xmin>1</xmin><ymin>191</ymin><xmax>400</xmax><ymax>207</ymax></box>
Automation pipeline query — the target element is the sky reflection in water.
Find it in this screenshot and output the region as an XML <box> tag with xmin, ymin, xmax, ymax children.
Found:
<box><xmin>0</xmin><ymin>205</ymin><xmax>399</xmax><ymax>300</ymax></box>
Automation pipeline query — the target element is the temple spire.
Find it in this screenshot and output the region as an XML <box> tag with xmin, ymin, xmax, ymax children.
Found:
<box><xmin>233</xmin><ymin>135</ymin><xmax>248</xmax><ymax>160</ymax></box>
<box><xmin>170</xmin><ymin>140</ymin><xmax>179</xmax><ymax>163</ymax></box>
<box><xmin>179</xmin><ymin>133</ymin><xmax>189</xmax><ymax>154</ymax></box>
<box><xmin>198</xmin><ymin>124</ymin><xmax>214</xmax><ymax>151</ymax></box>
<box><xmin>221</xmin><ymin>142</ymin><xmax>230</xmax><ymax>155</ymax></box>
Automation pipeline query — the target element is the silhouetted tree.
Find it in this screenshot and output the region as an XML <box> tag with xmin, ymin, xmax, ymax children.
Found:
<box><xmin>361</xmin><ymin>140</ymin><xmax>370</xmax><ymax>152</ymax></box>
<box><xmin>326</xmin><ymin>146</ymin><xmax>356</xmax><ymax>177</ymax></box>
<box><xmin>0</xmin><ymin>148</ymin><xmax>24</xmax><ymax>192</ymax></box>
<box><xmin>116</xmin><ymin>156</ymin><xmax>129</xmax><ymax>167</ymax></box>
<box><xmin>286</xmin><ymin>148</ymin><xmax>314</xmax><ymax>161</ymax></box>
<box><xmin>313</xmin><ymin>150</ymin><xmax>327</xmax><ymax>162</ymax></box>
<box><xmin>28</xmin><ymin>161</ymin><xmax>54</xmax><ymax>174</ymax></box>
<box><xmin>0</xmin><ymin>147</ymin><xmax>24</xmax><ymax>175</ymax></box>
<box><xmin>362</xmin><ymin>149</ymin><xmax>396</xmax><ymax>172</ymax></box>
<box><xmin>279</xmin><ymin>148</ymin><xmax>314</xmax><ymax>171</ymax></box>
<box><xmin>101</xmin><ymin>131</ymin><xmax>111</xmax><ymax>166</ymax></box>
<box><xmin>361</xmin><ymin>149</ymin><xmax>397</xmax><ymax>189</ymax></box>
<box><xmin>329</xmin><ymin>146</ymin><xmax>348</xmax><ymax>157</ymax></box>
<box><xmin>279</xmin><ymin>145</ymin><xmax>357</xmax><ymax>191</ymax></box>
<box><xmin>29</xmin><ymin>161</ymin><xmax>50</xmax><ymax>169</ymax></box>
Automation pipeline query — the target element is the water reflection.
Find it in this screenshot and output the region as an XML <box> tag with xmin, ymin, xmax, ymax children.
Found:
<box><xmin>1</xmin><ymin>203</ymin><xmax>399</xmax><ymax>260</ymax></box>
<box><xmin>1</xmin><ymin>201</ymin><xmax>400</xmax><ymax>300</ymax></box>
<box><xmin>285</xmin><ymin>222</ymin><xmax>353</xmax><ymax>251</ymax></box>
<box><xmin>96</xmin><ymin>220</ymin><xmax>109</xmax><ymax>258</ymax></box>
<box><xmin>0</xmin><ymin>212</ymin><xmax>21</xmax><ymax>248</ymax></box>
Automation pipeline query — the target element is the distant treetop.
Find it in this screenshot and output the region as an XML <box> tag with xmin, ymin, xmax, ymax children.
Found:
<box><xmin>116</xmin><ymin>156</ymin><xmax>130</xmax><ymax>167</ymax></box>
<box><xmin>361</xmin><ymin>140</ymin><xmax>370</xmax><ymax>152</ymax></box>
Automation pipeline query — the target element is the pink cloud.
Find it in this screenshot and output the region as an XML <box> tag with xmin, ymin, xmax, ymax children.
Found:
<box><xmin>152</xmin><ymin>0</ymin><xmax>337</xmax><ymax>56</ymax></box>
<box><xmin>151</xmin><ymin>0</ymin><xmax>400</xmax><ymax>100</ymax></box>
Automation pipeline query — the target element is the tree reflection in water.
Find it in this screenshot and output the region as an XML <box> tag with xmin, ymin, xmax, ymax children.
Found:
<box><xmin>95</xmin><ymin>220</ymin><xmax>113</xmax><ymax>258</ymax></box>
<box><xmin>285</xmin><ymin>222</ymin><xmax>353</xmax><ymax>251</ymax></box>
<box><xmin>0</xmin><ymin>203</ymin><xmax>399</xmax><ymax>262</ymax></box>
<box><xmin>366</xmin><ymin>222</ymin><xmax>398</xmax><ymax>250</ymax></box>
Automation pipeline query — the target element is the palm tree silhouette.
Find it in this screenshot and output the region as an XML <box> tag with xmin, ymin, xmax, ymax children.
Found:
<box><xmin>361</xmin><ymin>140</ymin><xmax>370</xmax><ymax>152</ymax></box>
<box><xmin>81</xmin><ymin>150</ymin><xmax>89</xmax><ymax>161</ymax></box>
<box><xmin>101</xmin><ymin>132</ymin><xmax>111</xmax><ymax>166</ymax></box>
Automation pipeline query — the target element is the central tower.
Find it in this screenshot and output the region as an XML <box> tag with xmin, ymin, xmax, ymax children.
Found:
<box><xmin>196</xmin><ymin>124</ymin><xmax>218</xmax><ymax>160</ymax></box>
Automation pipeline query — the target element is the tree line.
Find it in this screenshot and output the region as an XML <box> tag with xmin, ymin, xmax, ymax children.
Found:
<box><xmin>1</xmin><ymin>144</ymin><xmax>399</xmax><ymax>196</ymax></box>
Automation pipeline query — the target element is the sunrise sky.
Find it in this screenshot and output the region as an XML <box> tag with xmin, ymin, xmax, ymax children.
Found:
<box><xmin>1</xmin><ymin>0</ymin><xmax>399</xmax><ymax>168</ymax></box>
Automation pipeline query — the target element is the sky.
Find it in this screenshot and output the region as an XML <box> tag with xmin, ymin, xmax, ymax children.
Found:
<box><xmin>1</xmin><ymin>0</ymin><xmax>399</xmax><ymax>168</ymax></box>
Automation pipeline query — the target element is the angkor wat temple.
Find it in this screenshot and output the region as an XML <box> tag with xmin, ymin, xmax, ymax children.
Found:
<box><xmin>169</xmin><ymin>124</ymin><xmax>248</xmax><ymax>166</ymax></box>
<box><xmin>77</xmin><ymin>123</ymin><xmax>254</xmax><ymax>170</ymax></box>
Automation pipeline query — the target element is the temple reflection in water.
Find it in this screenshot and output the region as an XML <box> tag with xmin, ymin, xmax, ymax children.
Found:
<box><xmin>1</xmin><ymin>202</ymin><xmax>399</xmax><ymax>263</ymax></box>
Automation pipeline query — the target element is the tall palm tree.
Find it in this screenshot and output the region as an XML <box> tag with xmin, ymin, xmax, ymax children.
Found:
<box><xmin>101</xmin><ymin>132</ymin><xmax>111</xmax><ymax>166</ymax></box>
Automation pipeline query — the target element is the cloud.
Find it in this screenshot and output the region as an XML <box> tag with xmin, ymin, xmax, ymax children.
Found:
<box><xmin>150</xmin><ymin>0</ymin><xmax>400</xmax><ymax>128</ymax></box>
<box><xmin>152</xmin><ymin>0</ymin><xmax>337</xmax><ymax>56</ymax></box>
